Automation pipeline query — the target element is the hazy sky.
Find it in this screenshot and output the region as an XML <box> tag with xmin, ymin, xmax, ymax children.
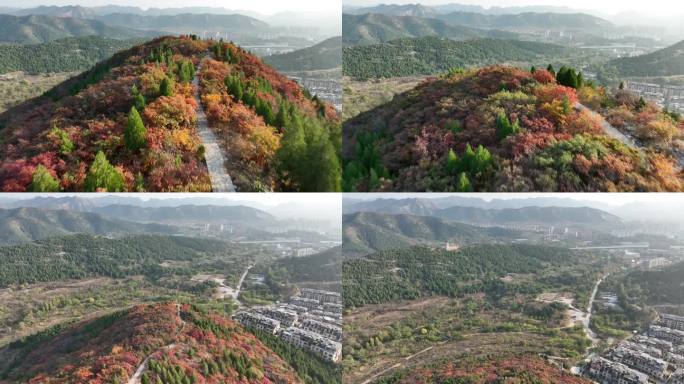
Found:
<box><xmin>344</xmin><ymin>0</ymin><xmax>679</xmax><ymax>17</ymax></box>
<box><xmin>1</xmin><ymin>0</ymin><xmax>340</xmax><ymax>14</ymax></box>
<box><xmin>344</xmin><ymin>193</ymin><xmax>684</xmax><ymax>207</ymax></box>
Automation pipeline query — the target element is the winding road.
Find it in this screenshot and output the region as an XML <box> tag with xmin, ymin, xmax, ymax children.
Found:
<box><xmin>582</xmin><ymin>274</ymin><xmax>608</xmax><ymax>346</ymax></box>
<box><xmin>193</xmin><ymin>60</ymin><xmax>236</xmax><ymax>192</ymax></box>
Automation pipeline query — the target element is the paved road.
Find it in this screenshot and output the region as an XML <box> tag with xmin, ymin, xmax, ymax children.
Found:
<box><xmin>193</xmin><ymin>61</ymin><xmax>236</xmax><ymax>192</ymax></box>
<box><xmin>232</xmin><ymin>266</ymin><xmax>252</xmax><ymax>306</ymax></box>
<box><xmin>583</xmin><ymin>274</ymin><xmax>608</xmax><ymax>346</ymax></box>
<box><xmin>574</xmin><ymin>103</ymin><xmax>637</xmax><ymax>149</ymax></box>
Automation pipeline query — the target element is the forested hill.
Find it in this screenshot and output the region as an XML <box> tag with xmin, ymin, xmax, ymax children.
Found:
<box><xmin>343</xmin><ymin>65</ymin><xmax>684</xmax><ymax>192</ymax></box>
<box><xmin>264</xmin><ymin>36</ymin><xmax>342</xmax><ymax>71</ymax></box>
<box><xmin>0</xmin><ymin>207</ymin><xmax>175</xmax><ymax>245</ymax></box>
<box><xmin>342</xmin><ymin>36</ymin><xmax>575</xmax><ymax>79</ymax></box>
<box><xmin>0</xmin><ymin>14</ymin><xmax>154</xmax><ymax>44</ymax></box>
<box><xmin>0</xmin><ymin>303</ymin><xmax>305</xmax><ymax>383</ymax></box>
<box><xmin>608</xmin><ymin>40</ymin><xmax>684</xmax><ymax>78</ymax></box>
<box><xmin>0</xmin><ymin>36</ymin><xmax>140</xmax><ymax>74</ymax></box>
<box><xmin>342</xmin><ymin>244</ymin><xmax>580</xmax><ymax>307</ymax></box>
<box><xmin>342</xmin><ymin>211</ymin><xmax>519</xmax><ymax>256</ymax></box>
<box><xmin>342</xmin><ymin>13</ymin><xmax>517</xmax><ymax>46</ymax></box>
<box><xmin>0</xmin><ymin>234</ymin><xmax>233</xmax><ymax>287</ymax></box>
<box><xmin>0</xmin><ymin>35</ymin><xmax>341</xmax><ymax>192</ymax></box>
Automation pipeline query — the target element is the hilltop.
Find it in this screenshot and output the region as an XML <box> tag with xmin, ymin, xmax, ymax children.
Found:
<box><xmin>342</xmin><ymin>65</ymin><xmax>684</xmax><ymax>192</ymax></box>
<box><xmin>264</xmin><ymin>36</ymin><xmax>342</xmax><ymax>72</ymax></box>
<box><xmin>0</xmin><ymin>303</ymin><xmax>303</xmax><ymax>383</ymax></box>
<box><xmin>608</xmin><ymin>40</ymin><xmax>684</xmax><ymax>78</ymax></box>
<box><xmin>342</xmin><ymin>13</ymin><xmax>517</xmax><ymax>46</ymax></box>
<box><xmin>0</xmin><ymin>35</ymin><xmax>341</xmax><ymax>192</ymax></box>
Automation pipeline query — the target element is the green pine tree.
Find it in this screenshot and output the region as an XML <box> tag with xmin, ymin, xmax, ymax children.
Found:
<box><xmin>29</xmin><ymin>165</ymin><xmax>60</xmax><ymax>192</ymax></box>
<box><xmin>457</xmin><ymin>172</ymin><xmax>473</xmax><ymax>192</ymax></box>
<box><xmin>125</xmin><ymin>106</ymin><xmax>147</xmax><ymax>151</ymax></box>
<box><xmin>446</xmin><ymin>148</ymin><xmax>459</xmax><ymax>174</ymax></box>
<box><xmin>84</xmin><ymin>151</ymin><xmax>124</xmax><ymax>192</ymax></box>
<box><xmin>160</xmin><ymin>76</ymin><xmax>174</xmax><ymax>97</ymax></box>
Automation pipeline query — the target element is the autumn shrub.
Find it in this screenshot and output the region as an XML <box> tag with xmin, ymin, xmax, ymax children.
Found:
<box><xmin>534</xmin><ymin>84</ymin><xmax>578</xmax><ymax>106</ymax></box>
<box><xmin>577</xmin><ymin>85</ymin><xmax>605</xmax><ymax>110</ymax></box>
<box><xmin>532</xmin><ymin>69</ymin><xmax>556</xmax><ymax>84</ymax></box>
<box><xmin>138</xmin><ymin>65</ymin><xmax>167</xmax><ymax>97</ymax></box>
<box><xmin>605</xmin><ymin>106</ymin><xmax>635</xmax><ymax>129</ymax></box>
<box><xmin>562</xmin><ymin>109</ymin><xmax>602</xmax><ymax>135</ymax></box>
<box><xmin>636</xmin><ymin>118</ymin><xmax>679</xmax><ymax>145</ymax></box>
<box><xmin>144</xmin><ymin>95</ymin><xmax>197</xmax><ymax>130</ymax></box>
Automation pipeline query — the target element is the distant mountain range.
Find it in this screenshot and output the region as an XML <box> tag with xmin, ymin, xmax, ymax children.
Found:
<box><xmin>435</xmin><ymin>11</ymin><xmax>612</xmax><ymax>31</ymax></box>
<box><xmin>91</xmin><ymin>13</ymin><xmax>268</xmax><ymax>35</ymax></box>
<box><xmin>90</xmin><ymin>204</ymin><xmax>274</xmax><ymax>224</ymax></box>
<box><xmin>608</xmin><ymin>39</ymin><xmax>684</xmax><ymax>78</ymax></box>
<box><xmin>344</xmin><ymin>196</ymin><xmax>614</xmax><ymax>212</ymax></box>
<box><xmin>0</xmin><ymin>14</ymin><xmax>155</xmax><ymax>44</ymax></box>
<box><xmin>0</xmin><ymin>5</ymin><xmax>340</xmax><ymax>43</ymax></box>
<box><xmin>0</xmin><ymin>207</ymin><xmax>175</xmax><ymax>245</ymax></box>
<box><xmin>344</xmin><ymin>3</ymin><xmax>589</xmax><ymax>17</ymax></box>
<box><xmin>265</xmin><ymin>36</ymin><xmax>342</xmax><ymax>71</ymax></box>
<box><xmin>343</xmin><ymin>13</ymin><xmax>517</xmax><ymax>45</ymax></box>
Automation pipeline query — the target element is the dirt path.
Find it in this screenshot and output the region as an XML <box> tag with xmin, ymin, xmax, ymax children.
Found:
<box><xmin>359</xmin><ymin>341</ymin><xmax>447</xmax><ymax>384</ymax></box>
<box><xmin>127</xmin><ymin>304</ymin><xmax>185</xmax><ymax>384</ymax></box>
<box><xmin>193</xmin><ymin>61</ymin><xmax>236</xmax><ymax>192</ymax></box>
<box><xmin>574</xmin><ymin>103</ymin><xmax>638</xmax><ymax>149</ymax></box>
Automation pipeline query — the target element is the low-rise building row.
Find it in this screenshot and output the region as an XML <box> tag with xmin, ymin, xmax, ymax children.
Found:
<box><xmin>233</xmin><ymin>311</ymin><xmax>280</xmax><ymax>334</ymax></box>
<box><xmin>610</xmin><ymin>345</ymin><xmax>668</xmax><ymax>379</ymax></box>
<box><xmin>254</xmin><ymin>307</ymin><xmax>298</xmax><ymax>328</ymax></box>
<box><xmin>299</xmin><ymin>288</ymin><xmax>342</xmax><ymax>304</ymax></box>
<box><xmin>650</xmin><ymin>325</ymin><xmax>684</xmax><ymax>345</ymax></box>
<box><xmin>587</xmin><ymin>356</ymin><xmax>650</xmax><ymax>384</ymax></box>
<box><xmin>280</xmin><ymin>327</ymin><xmax>342</xmax><ymax>362</ymax></box>
<box><xmin>300</xmin><ymin>318</ymin><xmax>343</xmax><ymax>342</ymax></box>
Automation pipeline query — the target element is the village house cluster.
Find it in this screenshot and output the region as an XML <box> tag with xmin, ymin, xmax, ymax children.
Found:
<box><xmin>587</xmin><ymin>313</ymin><xmax>684</xmax><ymax>383</ymax></box>
<box><xmin>233</xmin><ymin>288</ymin><xmax>343</xmax><ymax>362</ymax></box>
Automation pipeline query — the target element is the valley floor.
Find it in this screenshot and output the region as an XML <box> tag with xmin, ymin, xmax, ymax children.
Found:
<box><xmin>0</xmin><ymin>72</ymin><xmax>74</xmax><ymax>113</ymax></box>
